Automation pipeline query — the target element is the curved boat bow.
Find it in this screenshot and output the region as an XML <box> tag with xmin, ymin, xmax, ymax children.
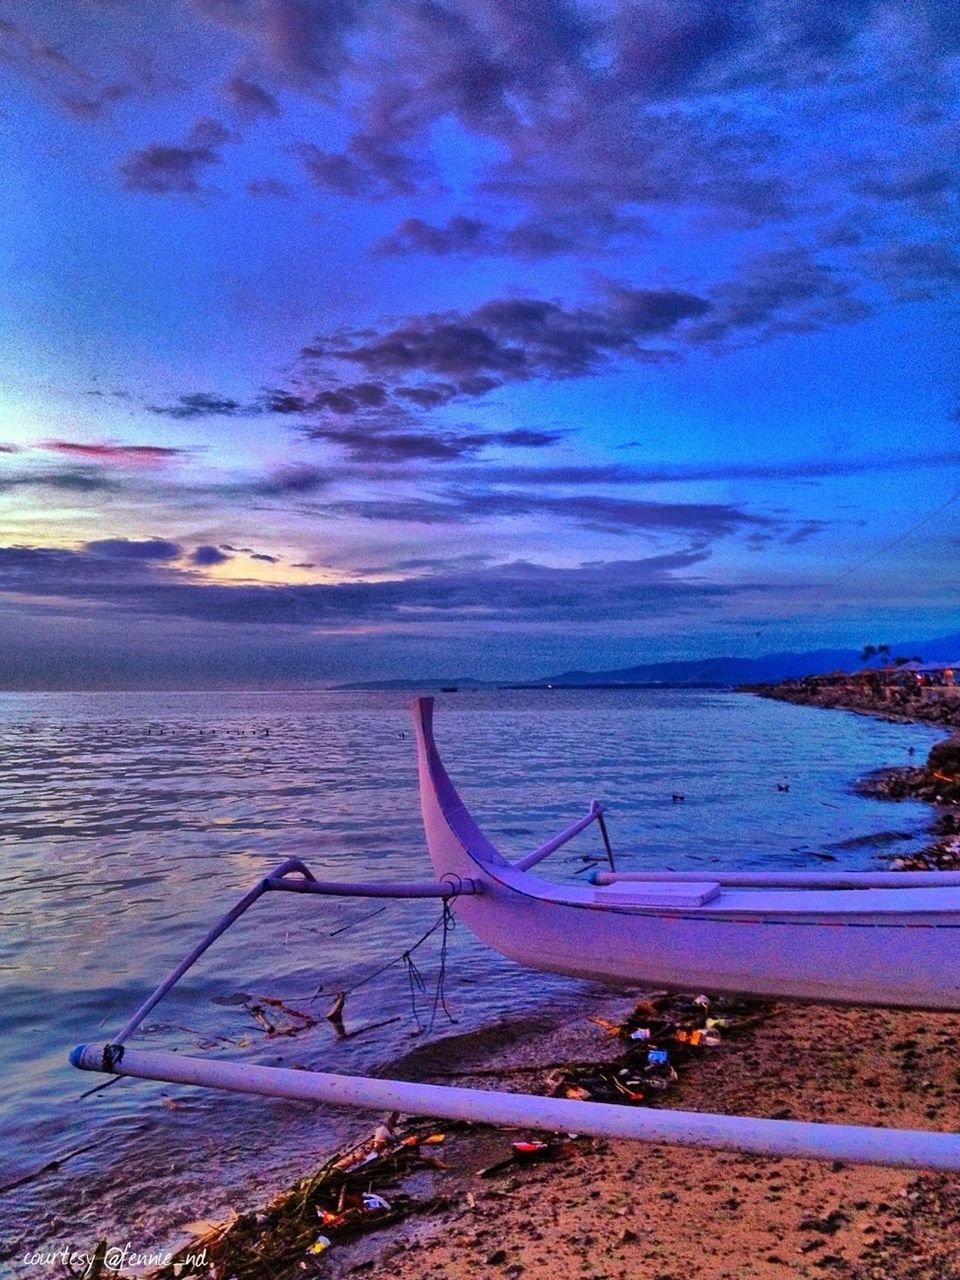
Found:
<box><xmin>412</xmin><ymin>696</ymin><xmax>960</xmax><ymax>1010</ymax></box>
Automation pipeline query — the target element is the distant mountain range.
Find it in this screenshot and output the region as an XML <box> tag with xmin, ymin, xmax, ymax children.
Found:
<box><xmin>539</xmin><ymin>633</ymin><xmax>960</xmax><ymax>686</ymax></box>
<box><xmin>340</xmin><ymin>632</ymin><xmax>960</xmax><ymax>690</ymax></box>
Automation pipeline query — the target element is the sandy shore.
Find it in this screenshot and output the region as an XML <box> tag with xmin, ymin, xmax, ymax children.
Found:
<box><xmin>153</xmin><ymin>990</ymin><xmax>960</xmax><ymax>1280</ymax></box>
<box><xmin>321</xmin><ymin>997</ymin><xmax>960</xmax><ymax>1280</ymax></box>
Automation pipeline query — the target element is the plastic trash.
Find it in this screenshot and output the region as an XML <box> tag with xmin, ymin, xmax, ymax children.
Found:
<box><xmin>629</xmin><ymin>1027</ymin><xmax>651</xmax><ymax>1041</ymax></box>
<box><xmin>307</xmin><ymin>1236</ymin><xmax>332</xmax><ymax>1255</ymax></box>
<box><xmin>513</xmin><ymin>1140</ymin><xmax>552</xmax><ymax>1158</ymax></box>
<box><xmin>362</xmin><ymin>1193</ymin><xmax>391</xmax><ymax>1212</ymax></box>
<box><xmin>647</xmin><ymin>1048</ymin><xmax>669</xmax><ymax>1065</ymax></box>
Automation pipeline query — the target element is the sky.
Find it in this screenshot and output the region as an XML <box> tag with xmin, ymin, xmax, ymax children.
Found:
<box><xmin>0</xmin><ymin>0</ymin><xmax>958</xmax><ymax>687</ymax></box>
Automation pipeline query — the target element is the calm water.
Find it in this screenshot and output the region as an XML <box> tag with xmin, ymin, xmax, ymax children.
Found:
<box><xmin>0</xmin><ymin>688</ymin><xmax>943</xmax><ymax>1267</ymax></box>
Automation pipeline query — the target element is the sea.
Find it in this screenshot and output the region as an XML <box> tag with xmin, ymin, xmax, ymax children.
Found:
<box><xmin>0</xmin><ymin>687</ymin><xmax>945</xmax><ymax>1270</ymax></box>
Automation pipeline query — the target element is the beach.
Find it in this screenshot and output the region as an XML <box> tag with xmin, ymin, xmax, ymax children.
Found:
<box><xmin>345</xmin><ymin>1000</ymin><xmax>960</xmax><ymax>1280</ymax></box>
<box><xmin>152</xmin><ymin>991</ymin><xmax>960</xmax><ymax>1280</ymax></box>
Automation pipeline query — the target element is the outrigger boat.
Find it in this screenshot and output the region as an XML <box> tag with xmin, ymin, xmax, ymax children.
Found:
<box><xmin>72</xmin><ymin>697</ymin><xmax>960</xmax><ymax>1169</ymax></box>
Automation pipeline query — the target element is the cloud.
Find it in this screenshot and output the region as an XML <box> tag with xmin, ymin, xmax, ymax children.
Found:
<box><xmin>304</xmin><ymin>423</ymin><xmax>564</xmax><ymax>463</ymax></box>
<box><xmin>42</xmin><ymin>440</ymin><xmax>186</xmax><ymax>465</ymax></box>
<box><xmin>305</xmin><ymin>286</ymin><xmax>709</xmax><ymax>401</ymax></box>
<box><xmin>287</xmin><ymin>257</ymin><xmax>863</xmax><ymax>422</ymax></box>
<box><xmin>148</xmin><ymin>391</ymin><xmax>245</xmax><ymax>418</ymax></box>
<box><xmin>192</xmin><ymin>544</ymin><xmax>231</xmax><ymax>565</ymax></box>
<box><xmin>0</xmin><ymin>468</ymin><xmax>120</xmax><ymax>493</ymax></box>
<box><xmin>60</xmin><ymin>81</ymin><xmax>134</xmax><ymax>119</ymax></box>
<box><xmin>119</xmin><ymin>118</ymin><xmax>232</xmax><ymax>194</ymax></box>
<box><xmin>687</xmin><ymin>249</ymin><xmax>869</xmax><ymax>347</ymax></box>
<box><xmin>866</xmin><ymin>240</ymin><xmax>960</xmax><ymax>300</ymax></box>
<box><xmin>456</xmin><ymin>451</ymin><xmax>960</xmax><ymax>488</ymax></box>
<box><xmin>192</xmin><ymin>0</ymin><xmax>360</xmax><ymax>86</ymax></box>
<box><xmin>84</xmin><ymin>538</ymin><xmax>182</xmax><ymax>560</ymax></box>
<box><xmin>297</xmin><ymin>137</ymin><xmax>423</xmax><ymax>199</ymax></box>
<box><xmin>315</xmin><ymin>487</ymin><xmax>781</xmax><ymax>540</ymax></box>
<box><xmin>0</xmin><ymin>539</ymin><xmax>732</xmax><ymax>629</ymax></box>
<box><xmin>253</xmin><ymin>464</ymin><xmax>330</xmax><ymax>495</ymax></box>
<box><xmin>373</xmin><ymin>212</ymin><xmax>648</xmax><ymax>260</ymax></box>
<box><xmin>221</xmin><ymin>72</ymin><xmax>280</xmax><ymax>118</ymax></box>
<box><xmin>0</xmin><ymin>14</ymin><xmax>138</xmax><ymax>119</ymax></box>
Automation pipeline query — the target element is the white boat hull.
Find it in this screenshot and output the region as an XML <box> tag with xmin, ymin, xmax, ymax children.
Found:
<box><xmin>412</xmin><ymin>698</ymin><xmax>960</xmax><ymax>1010</ymax></box>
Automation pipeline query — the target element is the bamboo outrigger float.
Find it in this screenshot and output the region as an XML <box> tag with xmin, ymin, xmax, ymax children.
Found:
<box><xmin>71</xmin><ymin>697</ymin><xmax>960</xmax><ymax>1169</ymax></box>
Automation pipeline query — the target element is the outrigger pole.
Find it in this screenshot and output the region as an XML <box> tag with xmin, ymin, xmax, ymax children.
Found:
<box><xmin>71</xmin><ymin>1041</ymin><xmax>960</xmax><ymax>1170</ymax></box>
<box><xmin>71</xmin><ymin>855</ymin><xmax>960</xmax><ymax>1171</ymax></box>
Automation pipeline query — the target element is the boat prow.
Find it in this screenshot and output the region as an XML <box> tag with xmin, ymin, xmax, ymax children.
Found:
<box><xmin>411</xmin><ymin>696</ymin><xmax>960</xmax><ymax>1010</ymax></box>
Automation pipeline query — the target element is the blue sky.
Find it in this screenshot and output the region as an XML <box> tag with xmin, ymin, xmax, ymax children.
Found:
<box><xmin>0</xmin><ymin>0</ymin><xmax>957</xmax><ymax>686</ymax></box>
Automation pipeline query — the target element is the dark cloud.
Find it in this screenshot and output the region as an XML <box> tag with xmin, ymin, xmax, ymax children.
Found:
<box><xmin>0</xmin><ymin>540</ymin><xmax>732</xmax><ymax>629</ymax></box>
<box><xmin>250</xmin><ymin>552</ymin><xmax>279</xmax><ymax>563</ymax></box>
<box><xmin>0</xmin><ymin>14</ymin><xmax>144</xmax><ymax>119</ymax></box>
<box><xmin>254</xmin><ymin>464</ymin><xmax>330</xmax><ymax>495</ymax></box>
<box><xmin>448</xmin><ymin>451</ymin><xmax>960</xmax><ymax>487</ymax></box>
<box><xmin>687</xmin><ymin>249</ymin><xmax>869</xmax><ymax>347</ymax></box>
<box><xmin>309</xmin><ymin>286</ymin><xmax>709</xmax><ymax>396</ymax></box>
<box><xmin>148</xmin><ymin>391</ymin><xmax>245</xmax><ymax>419</ymax></box>
<box><xmin>119</xmin><ymin>118</ymin><xmax>232</xmax><ymax>194</ymax></box>
<box><xmin>456</xmin><ymin>491</ymin><xmax>776</xmax><ymax>538</ymax></box>
<box><xmin>193</xmin><ymin>0</ymin><xmax>360</xmax><ymax>85</ymax></box>
<box><xmin>289</xmin><ymin>259</ymin><xmax>862</xmax><ymax>423</ymax></box>
<box><xmin>305</xmin><ymin>424</ymin><xmax>563</xmax><ymax>463</ymax></box>
<box><xmin>259</xmin><ymin>388</ymin><xmax>311</xmax><ymax>414</ymax></box>
<box><xmin>372</xmin><ymin>212</ymin><xmax>647</xmax><ymax>260</ymax></box>
<box><xmin>152</xmin><ymin>251</ymin><xmax>872</xmax><ymax>468</ymax></box>
<box><xmin>866</xmin><ymin>241</ymin><xmax>960</xmax><ymax>300</ymax></box>
<box><xmin>178</xmin><ymin>0</ymin><xmax>960</xmax><ymax>285</ymax></box>
<box><xmin>42</xmin><ymin>440</ymin><xmax>186</xmax><ymax>465</ymax></box>
<box><xmin>856</xmin><ymin>169</ymin><xmax>954</xmax><ymax>202</ymax></box>
<box><xmin>221</xmin><ymin>72</ymin><xmax>280</xmax><ymax>118</ymax></box>
<box><xmin>192</xmin><ymin>544</ymin><xmax>231</xmax><ymax>565</ymax></box>
<box><xmin>84</xmin><ymin>538</ymin><xmax>182</xmax><ymax>560</ymax></box>
<box><xmin>316</xmin><ymin>487</ymin><xmax>780</xmax><ymax>540</ymax></box>
<box><xmin>60</xmin><ymin>81</ymin><xmax>134</xmax><ymax>119</ymax></box>
<box><xmin>297</xmin><ymin>136</ymin><xmax>424</xmax><ymax>199</ymax></box>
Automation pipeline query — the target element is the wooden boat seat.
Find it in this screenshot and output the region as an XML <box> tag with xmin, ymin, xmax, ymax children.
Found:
<box><xmin>593</xmin><ymin>880</ymin><xmax>722</xmax><ymax>908</ymax></box>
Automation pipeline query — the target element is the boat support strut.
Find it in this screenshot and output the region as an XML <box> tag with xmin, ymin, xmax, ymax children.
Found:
<box><xmin>105</xmin><ymin>857</ymin><xmax>482</xmax><ymax>1047</ymax></box>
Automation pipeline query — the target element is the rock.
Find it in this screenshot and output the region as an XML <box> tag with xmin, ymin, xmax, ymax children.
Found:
<box><xmin>928</xmin><ymin>736</ymin><xmax>960</xmax><ymax>776</ymax></box>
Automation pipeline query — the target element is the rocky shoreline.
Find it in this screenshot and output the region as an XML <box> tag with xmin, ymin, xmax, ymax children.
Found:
<box><xmin>743</xmin><ymin>680</ymin><xmax>960</xmax><ymax>732</ymax></box>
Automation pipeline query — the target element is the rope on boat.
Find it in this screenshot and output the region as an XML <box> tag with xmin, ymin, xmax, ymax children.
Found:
<box><xmin>320</xmin><ymin>886</ymin><xmax>461</xmax><ymax>1034</ymax></box>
